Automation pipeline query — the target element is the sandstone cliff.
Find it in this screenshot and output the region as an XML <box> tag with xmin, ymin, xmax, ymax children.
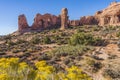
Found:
<box><xmin>95</xmin><ymin>2</ymin><xmax>120</xmax><ymax>26</ymax></box>
<box><xmin>31</xmin><ymin>13</ymin><xmax>61</xmax><ymax>30</ymax></box>
<box><xmin>18</xmin><ymin>2</ymin><xmax>120</xmax><ymax>33</ymax></box>
<box><xmin>18</xmin><ymin>14</ymin><xmax>29</xmax><ymax>33</ymax></box>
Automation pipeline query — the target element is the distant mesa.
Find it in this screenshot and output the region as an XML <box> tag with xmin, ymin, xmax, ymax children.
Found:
<box><xmin>18</xmin><ymin>2</ymin><xmax>120</xmax><ymax>33</ymax></box>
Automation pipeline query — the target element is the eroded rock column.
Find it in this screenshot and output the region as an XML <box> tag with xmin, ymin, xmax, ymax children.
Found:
<box><xmin>60</xmin><ymin>8</ymin><xmax>69</xmax><ymax>30</ymax></box>
<box><xmin>18</xmin><ymin>14</ymin><xmax>29</xmax><ymax>32</ymax></box>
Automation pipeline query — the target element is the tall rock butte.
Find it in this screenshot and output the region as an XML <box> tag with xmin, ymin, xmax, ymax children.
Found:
<box><xmin>18</xmin><ymin>14</ymin><xmax>29</xmax><ymax>32</ymax></box>
<box><xmin>31</xmin><ymin>13</ymin><xmax>61</xmax><ymax>30</ymax></box>
<box><xmin>32</xmin><ymin>13</ymin><xmax>43</xmax><ymax>30</ymax></box>
<box><xmin>60</xmin><ymin>8</ymin><xmax>69</xmax><ymax>30</ymax></box>
<box><xmin>95</xmin><ymin>2</ymin><xmax>120</xmax><ymax>26</ymax></box>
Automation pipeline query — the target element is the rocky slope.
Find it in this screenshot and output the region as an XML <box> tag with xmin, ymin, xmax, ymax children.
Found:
<box><xmin>1</xmin><ymin>25</ymin><xmax>120</xmax><ymax>80</ymax></box>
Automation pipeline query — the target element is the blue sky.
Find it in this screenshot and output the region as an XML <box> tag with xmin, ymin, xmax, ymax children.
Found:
<box><xmin>0</xmin><ymin>0</ymin><xmax>119</xmax><ymax>35</ymax></box>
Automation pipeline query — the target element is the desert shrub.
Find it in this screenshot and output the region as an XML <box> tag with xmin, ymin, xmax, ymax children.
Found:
<box><xmin>35</xmin><ymin>61</ymin><xmax>92</xmax><ymax>80</ymax></box>
<box><xmin>58</xmin><ymin>66</ymin><xmax>92</xmax><ymax>80</ymax></box>
<box><xmin>86</xmin><ymin>58</ymin><xmax>96</xmax><ymax>66</ymax></box>
<box><xmin>43</xmin><ymin>37</ymin><xmax>51</xmax><ymax>44</ymax></box>
<box><xmin>57</xmin><ymin>39</ymin><xmax>67</xmax><ymax>45</ymax></box>
<box><xmin>30</xmin><ymin>36</ymin><xmax>40</xmax><ymax>44</ymax></box>
<box><xmin>53</xmin><ymin>35</ymin><xmax>61</xmax><ymax>41</ymax></box>
<box><xmin>60</xmin><ymin>32</ymin><xmax>67</xmax><ymax>37</ymax></box>
<box><xmin>76</xmin><ymin>28</ymin><xmax>85</xmax><ymax>33</ymax></box>
<box><xmin>0</xmin><ymin>58</ymin><xmax>36</xmax><ymax>80</ymax></box>
<box><xmin>0</xmin><ymin>52</ymin><xmax>6</xmax><ymax>55</ymax></box>
<box><xmin>108</xmin><ymin>54</ymin><xmax>118</xmax><ymax>59</ymax></box>
<box><xmin>92</xmin><ymin>26</ymin><xmax>100</xmax><ymax>31</ymax></box>
<box><xmin>26</xmin><ymin>46</ymin><xmax>40</xmax><ymax>53</ymax></box>
<box><xmin>51</xmin><ymin>56</ymin><xmax>61</xmax><ymax>62</ymax></box>
<box><xmin>35</xmin><ymin>61</ymin><xmax>55</xmax><ymax>80</ymax></box>
<box><xmin>6</xmin><ymin>40</ymin><xmax>16</xmax><ymax>46</ymax></box>
<box><xmin>38</xmin><ymin>54</ymin><xmax>51</xmax><ymax>60</ymax></box>
<box><xmin>69</xmin><ymin>32</ymin><xmax>103</xmax><ymax>46</ymax></box>
<box><xmin>108</xmin><ymin>26</ymin><xmax>117</xmax><ymax>30</ymax></box>
<box><xmin>103</xmin><ymin>59</ymin><xmax>120</xmax><ymax>80</ymax></box>
<box><xmin>50</xmin><ymin>45</ymin><xmax>93</xmax><ymax>57</ymax></box>
<box><xmin>4</xmin><ymin>35</ymin><xmax>12</xmax><ymax>40</ymax></box>
<box><xmin>63</xmin><ymin>57</ymin><xmax>71</xmax><ymax>65</ymax></box>
<box><xmin>86</xmin><ymin>58</ymin><xmax>103</xmax><ymax>73</ymax></box>
<box><xmin>0</xmin><ymin>58</ymin><xmax>93</xmax><ymax>80</ymax></box>
<box><xmin>16</xmin><ymin>39</ymin><xmax>27</xmax><ymax>44</ymax></box>
<box><xmin>50</xmin><ymin>29</ymin><xmax>57</xmax><ymax>33</ymax></box>
<box><xmin>12</xmin><ymin>49</ymin><xmax>20</xmax><ymax>53</ymax></box>
<box><xmin>50</xmin><ymin>32</ymin><xmax>69</xmax><ymax>45</ymax></box>
<box><xmin>116</xmin><ymin>32</ymin><xmax>120</xmax><ymax>38</ymax></box>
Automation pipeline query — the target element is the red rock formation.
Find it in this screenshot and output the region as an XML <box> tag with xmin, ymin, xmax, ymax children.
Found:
<box><xmin>32</xmin><ymin>13</ymin><xmax>43</xmax><ymax>30</ymax></box>
<box><xmin>31</xmin><ymin>13</ymin><xmax>61</xmax><ymax>30</ymax></box>
<box><xmin>95</xmin><ymin>2</ymin><xmax>120</xmax><ymax>26</ymax></box>
<box><xmin>18</xmin><ymin>14</ymin><xmax>29</xmax><ymax>32</ymax></box>
<box><xmin>79</xmin><ymin>16</ymin><xmax>98</xmax><ymax>25</ymax></box>
<box><xmin>60</xmin><ymin>8</ymin><xmax>69</xmax><ymax>30</ymax></box>
<box><xmin>51</xmin><ymin>15</ymin><xmax>61</xmax><ymax>27</ymax></box>
<box><xmin>70</xmin><ymin>20</ymin><xmax>80</xmax><ymax>26</ymax></box>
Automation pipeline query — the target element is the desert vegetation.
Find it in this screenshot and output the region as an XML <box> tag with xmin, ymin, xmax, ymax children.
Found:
<box><xmin>0</xmin><ymin>58</ymin><xmax>92</xmax><ymax>80</ymax></box>
<box><xmin>0</xmin><ymin>25</ymin><xmax>120</xmax><ymax>80</ymax></box>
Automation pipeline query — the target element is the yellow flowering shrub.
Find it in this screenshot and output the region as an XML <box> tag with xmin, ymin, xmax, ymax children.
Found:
<box><xmin>0</xmin><ymin>74</ymin><xmax>7</xmax><ymax>80</ymax></box>
<box><xmin>56</xmin><ymin>66</ymin><xmax>92</xmax><ymax>80</ymax></box>
<box><xmin>35</xmin><ymin>61</ymin><xmax>55</xmax><ymax>80</ymax></box>
<box><xmin>66</xmin><ymin>66</ymin><xmax>92</xmax><ymax>80</ymax></box>
<box><xmin>0</xmin><ymin>58</ymin><xmax>33</xmax><ymax>80</ymax></box>
<box><xmin>0</xmin><ymin>58</ymin><xmax>93</xmax><ymax>80</ymax></box>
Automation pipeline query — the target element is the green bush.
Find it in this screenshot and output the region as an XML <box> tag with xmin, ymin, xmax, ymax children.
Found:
<box><xmin>43</xmin><ymin>37</ymin><xmax>51</xmax><ymax>44</ymax></box>
<box><xmin>16</xmin><ymin>39</ymin><xmax>27</xmax><ymax>44</ymax></box>
<box><xmin>86</xmin><ymin>58</ymin><xmax>103</xmax><ymax>73</ymax></box>
<box><xmin>6</xmin><ymin>40</ymin><xmax>16</xmax><ymax>46</ymax></box>
<box><xmin>50</xmin><ymin>45</ymin><xmax>93</xmax><ymax>57</ymax></box>
<box><xmin>117</xmin><ymin>32</ymin><xmax>120</xmax><ymax>38</ymax></box>
<box><xmin>103</xmin><ymin>59</ymin><xmax>120</xmax><ymax>80</ymax></box>
<box><xmin>30</xmin><ymin>36</ymin><xmax>40</xmax><ymax>44</ymax></box>
<box><xmin>12</xmin><ymin>49</ymin><xmax>20</xmax><ymax>53</ymax></box>
<box><xmin>69</xmin><ymin>32</ymin><xmax>102</xmax><ymax>46</ymax></box>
